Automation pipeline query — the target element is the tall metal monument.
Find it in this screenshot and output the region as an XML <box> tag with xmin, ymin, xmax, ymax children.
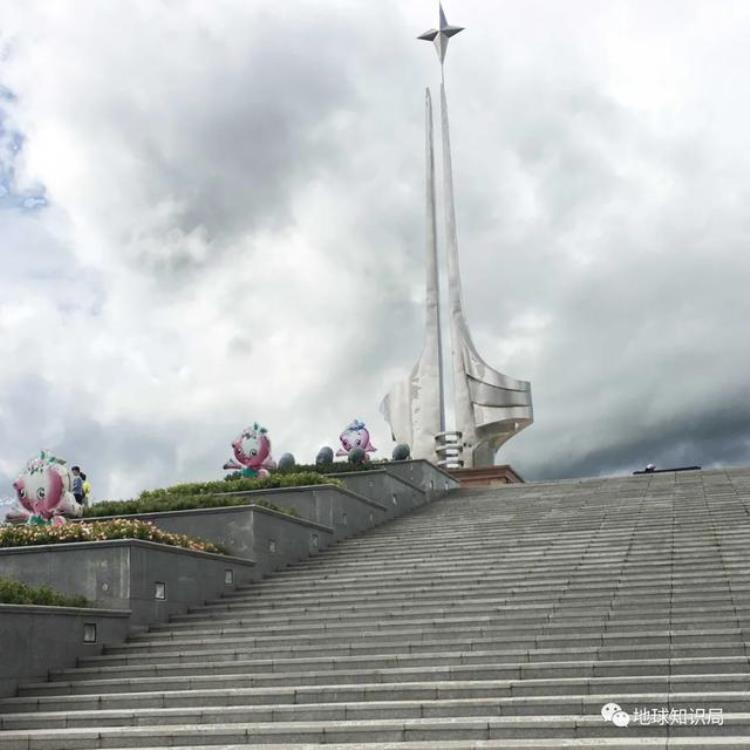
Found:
<box><xmin>381</xmin><ymin>3</ymin><xmax>533</xmax><ymax>469</ymax></box>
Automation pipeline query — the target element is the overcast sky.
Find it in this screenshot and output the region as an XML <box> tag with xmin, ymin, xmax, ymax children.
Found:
<box><xmin>1</xmin><ymin>0</ymin><xmax>749</xmax><ymax>501</ymax></box>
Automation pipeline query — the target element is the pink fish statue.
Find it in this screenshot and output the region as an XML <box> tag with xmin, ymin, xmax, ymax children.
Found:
<box><xmin>10</xmin><ymin>450</ymin><xmax>83</xmax><ymax>526</ymax></box>
<box><xmin>336</xmin><ymin>419</ymin><xmax>376</xmax><ymax>458</ymax></box>
<box><xmin>223</xmin><ymin>423</ymin><xmax>275</xmax><ymax>479</ymax></box>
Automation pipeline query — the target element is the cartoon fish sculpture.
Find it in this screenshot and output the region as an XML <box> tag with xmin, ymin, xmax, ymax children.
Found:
<box><xmin>10</xmin><ymin>450</ymin><xmax>83</xmax><ymax>526</ymax></box>
<box><xmin>336</xmin><ymin>419</ymin><xmax>377</xmax><ymax>459</ymax></box>
<box><xmin>223</xmin><ymin>422</ymin><xmax>276</xmax><ymax>479</ymax></box>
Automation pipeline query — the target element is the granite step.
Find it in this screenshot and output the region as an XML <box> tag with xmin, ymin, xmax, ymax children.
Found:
<box><xmin>124</xmin><ymin>616</ymin><xmax>750</xmax><ymax>647</ymax></box>
<box><xmin>27</xmin><ymin>741</ymin><xmax>747</xmax><ymax>750</ymax></box>
<box><xmin>86</xmin><ymin>628</ymin><xmax>750</xmax><ymax>664</ymax></box>
<box><xmin>18</xmin><ymin>657</ymin><xmax>750</xmax><ymax>696</ymax></box>
<box><xmin>52</xmin><ymin>644</ymin><xmax>750</xmax><ymax>684</ymax></box>
<box><xmin>3</xmin><ymin>692</ymin><xmax>749</xmax><ymax>730</ymax></box>
<box><xmin>3</xmin><ymin>713</ymin><xmax>750</xmax><ymax>749</ymax></box>
<box><xmin>4</xmin><ymin>470</ymin><xmax>750</xmax><ymax>747</ymax></box>
<box><xmin>168</xmin><ymin>591</ymin><xmax>750</xmax><ymax>625</ymax></box>
<box><xmin>4</xmin><ymin>674</ymin><xmax>749</xmax><ymax>714</ymax></box>
<box><xmin>139</xmin><ymin>608</ymin><xmax>750</xmax><ymax>638</ymax></box>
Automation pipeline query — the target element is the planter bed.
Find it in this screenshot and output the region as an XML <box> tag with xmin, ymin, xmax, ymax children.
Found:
<box><xmin>331</xmin><ymin>470</ymin><xmax>428</xmax><ymax>518</ymax></box>
<box><xmin>0</xmin><ymin>539</ymin><xmax>255</xmax><ymax>627</ymax></box>
<box><xmin>379</xmin><ymin>459</ymin><xmax>459</xmax><ymax>498</ymax></box>
<box><xmin>91</xmin><ymin>504</ymin><xmax>334</xmax><ymax>578</ymax></box>
<box><xmin>210</xmin><ymin>484</ymin><xmax>388</xmax><ymax>541</ymax></box>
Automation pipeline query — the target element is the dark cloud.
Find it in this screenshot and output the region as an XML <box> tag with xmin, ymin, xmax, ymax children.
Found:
<box><xmin>2</xmin><ymin>0</ymin><xmax>750</xmax><ymax>498</ymax></box>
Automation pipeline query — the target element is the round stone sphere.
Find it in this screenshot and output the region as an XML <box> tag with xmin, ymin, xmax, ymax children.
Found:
<box><xmin>278</xmin><ymin>453</ymin><xmax>296</xmax><ymax>471</ymax></box>
<box><xmin>316</xmin><ymin>446</ymin><xmax>334</xmax><ymax>465</ymax></box>
<box><xmin>392</xmin><ymin>443</ymin><xmax>411</xmax><ymax>461</ymax></box>
<box><xmin>348</xmin><ymin>447</ymin><xmax>367</xmax><ymax>465</ymax></box>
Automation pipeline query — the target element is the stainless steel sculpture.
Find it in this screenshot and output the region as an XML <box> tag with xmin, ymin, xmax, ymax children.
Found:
<box><xmin>381</xmin><ymin>3</ymin><xmax>533</xmax><ymax>469</ymax></box>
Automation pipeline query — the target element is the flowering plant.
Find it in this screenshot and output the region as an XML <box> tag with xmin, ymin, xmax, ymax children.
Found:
<box><xmin>0</xmin><ymin>518</ymin><xmax>226</xmax><ymax>554</ymax></box>
<box><xmin>83</xmin><ymin>472</ymin><xmax>335</xmax><ymax>518</ymax></box>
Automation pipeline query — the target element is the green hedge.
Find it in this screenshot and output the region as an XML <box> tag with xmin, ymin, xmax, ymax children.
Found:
<box><xmin>85</xmin><ymin>494</ymin><xmax>301</xmax><ymax>518</ymax></box>
<box><xmin>0</xmin><ymin>519</ymin><xmax>226</xmax><ymax>555</ymax></box>
<box><xmin>144</xmin><ymin>471</ymin><xmax>336</xmax><ymax>499</ymax></box>
<box><xmin>84</xmin><ymin>472</ymin><xmax>337</xmax><ymax>519</ymax></box>
<box><xmin>0</xmin><ymin>577</ymin><xmax>88</xmax><ymax>608</ymax></box>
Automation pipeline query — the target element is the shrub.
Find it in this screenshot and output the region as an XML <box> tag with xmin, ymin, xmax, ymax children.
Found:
<box><xmin>84</xmin><ymin>493</ymin><xmax>302</xmax><ymax>519</ymax></box>
<box><xmin>83</xmin><ymin>472</ymin><xmax>336</xmax><ymax>519</ymax></box>
<box><xmin>144</xmin><ymin>472</ymin><xmax>335</xmax><ymax>499</ymax></box>
<box><xmin>0</xmin><ymin>577</ymin><xmax>89</xmax><ymax>608</ymax></box>
<box><xmin>0</xmin><ymin>519</ymin><xmax>226</xmax><ymax>555</ymax></box>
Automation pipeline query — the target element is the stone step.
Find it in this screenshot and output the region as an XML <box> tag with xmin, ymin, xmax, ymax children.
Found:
<box><xmin>269</xmin><ymin>549</ymin><xmax>750</xmax><ymax>571</ymax></box>
<box><xmin>163</xmin><ymin>598</ymin><xmax>750</xmax><ymax>630</ymax></box>
<box><xmin>227</xmin><ymin>573</ymin><xmax>750</xmax><ymax>602</ymax></box>
<box><xmin>142</xmin><ymin>606</ymin><xmax>750</xmax><ymax>637</ymax></box>
<box><xmin>219</xmin><ymin>571</ymin><xmax>750</xmax><ymax>596</ymax></box>
<box><xmin>199</xmin><ymin>581</ymin><xmax>750</xmax><ymax>607</ymax></box>
<box><xmin>283</xmin><ymin>559</ymin><xmax>750</xmax><ymax>577</ymax></box>
<box><xmin>104</xmin><ymin>626</ymin><xmax>750</xmax><ymax>658</ymax></box>
<box><xmin>127</xmin><ymin>615</ymin><xmax>750</xmax><ymax>647</ymax></box>
<box><xmin>2</xmin><ymin>692</ymin><xmax>749</xmax><ymax>730</ymax></box>
<box><xmin>205</xmin><ymin>578</ymin><xmax>750</xmax><ymax>608</ymax></box>
<box><xmin>5</xmin><ymin>674</ymin><xmax>748</xmax><ymax>714</ymax></box>
<box><xmin>90</xmin><ymin>628</ymin><xmax>750</xmax><ymax>663</ymax></box>
<box><xmin>2</xmin><ymin>713</ymin><xmax>749</xmax><ymax>749</ymax></box>
<box><xmin>172</xmin><ymin>590</ymin><xmax>750</xmax><ymax>624</ymax></box>
<box><xmin>318</xmin><ymin>520</ymin><xmax>750</xmax><ymax>537</ymax></box>
<box><xmin>53</xmin><ymin>643</ymin><xmax>750</xmax><ymax>683</ymax></box>
<box><xmin>18</xmin><ymin>657</ymin><xmax>750</xmax><ymax>696</ymax></box>
<box><xmin>334</xmin><ymin>536</ymin><xmax>750</xmax><ymax>550</ymax></box>
<box><xmin>262</xmin><ymin>547</ymin><xmax>750</xmax><ymax>566</ymax></box>
<box><xmin>291</xmin><ymin>535</ymin><xmax>750</xmax><ymax>557</ymax></box>
<box><xmin>239</xmin><ymin>563</ymin><xmax>750</xmax><ymax>589</ymax></box>
<box><xmin>28</xmin><ymin>741</ymin><xmax>747</xmax><ymax>750</ymax></box>
<box><xmin>286</xmin><ymin>541</ymin><xmax>750</xmax><ymax>560</ymax></box>
<box><xmin>5</xmin><ymin>469</ymin><xmax>750</xmax><ymax>748</ymax></box>
<box><xmin>220</xmin><ymin>577</ymin><xmax>750</xmax><ymax>604</ymax></box>
<box><xmin>329</xmin><ymin>516</ymin><xmax>750</xmax><ymax>529</ymax></box>
<box><xmin>282</xmin><ymin>524</ymin><xmax>750</xmax><ymax>542</ymax></box>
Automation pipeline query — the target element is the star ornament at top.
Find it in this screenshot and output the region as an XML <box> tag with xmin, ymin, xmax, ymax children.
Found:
<box><xmin>418</xmin><ymin>3</ymin><xmax>464</xmax><ymax>64</ymax></box>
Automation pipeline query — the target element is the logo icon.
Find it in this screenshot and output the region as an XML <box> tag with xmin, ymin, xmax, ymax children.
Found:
<box><xmin>601</xmin><ymin>702</ymin><xmax>631</xmax><ymax>728</ymax></box>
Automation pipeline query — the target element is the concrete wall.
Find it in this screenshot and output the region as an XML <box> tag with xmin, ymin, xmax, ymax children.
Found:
<box><xmin>0</xmin><ymin>604</ymin><xmax>130</xmax><ymax>698</ymax></box>
<box><xmin>0</xmin><ymin>540</ymin><xmax>255</xmax><ymax>626</ymax></box>
<box><xmin>104</xmin><ymin>505</ymin><xmax>335</xmax><ymax>578</ymax></box>
<box><xmin>382</xmin><ymin>459</ymin><xmax>459</xmax><ymax>498</ymax></box>
<box><xmin>334</xmin><ymin>470</ymin><xmax>427</xmax><ymax>518</ymax></box>
<box><xmin>209</xmin><ymin>485</ymin><xmax>387</xmax><ymax>542</ymax></box>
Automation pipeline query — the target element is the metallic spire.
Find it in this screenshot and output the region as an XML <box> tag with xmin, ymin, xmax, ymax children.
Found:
<box><xmin>379</xmin><ymin>89</ymin><xmax>445</xmax><ymax>460</ymax></box>
<box><xmin>418</xmin><ymin>3</ymin><xmax>464</xmax><ymax>64</ymax></box>
<box><xmin>382</xmin><ymin>1</ymin><xmax>533</xmax><ymax>468</ymax></box>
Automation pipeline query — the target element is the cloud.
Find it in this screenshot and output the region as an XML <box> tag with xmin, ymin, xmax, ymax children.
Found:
<box><xmin>1</xmin><ymin>0</ymin><xmax>750</xmax><ymax>498</ymax></box>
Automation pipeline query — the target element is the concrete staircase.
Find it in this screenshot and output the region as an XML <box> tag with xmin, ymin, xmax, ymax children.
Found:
<box><xmin>2</xmin><ymin>467</ymin><xmax>750</xmax><ymax>748</ymax></box>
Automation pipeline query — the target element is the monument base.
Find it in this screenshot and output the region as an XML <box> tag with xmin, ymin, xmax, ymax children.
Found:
<box><xmin>447</xmin><ymin>465</ymin><xmax>524</xmax><ymax>487</ymax></box>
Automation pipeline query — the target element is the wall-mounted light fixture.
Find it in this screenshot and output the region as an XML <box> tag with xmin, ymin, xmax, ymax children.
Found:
<box><xmin>83</xmin><ymin>623</ymin><xmax>97</xmax><ymax>643</ymax></box>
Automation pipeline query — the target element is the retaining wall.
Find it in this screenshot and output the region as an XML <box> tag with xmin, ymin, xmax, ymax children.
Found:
<box><xmin>0</xmin><ymin>539</ymin><xmax>255</xmax><ymax>626</ymax></box>
<box><xmin>0</xmin><ymin>604</ymin><xmax>130</xmax><ymax>698</ymax></box>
